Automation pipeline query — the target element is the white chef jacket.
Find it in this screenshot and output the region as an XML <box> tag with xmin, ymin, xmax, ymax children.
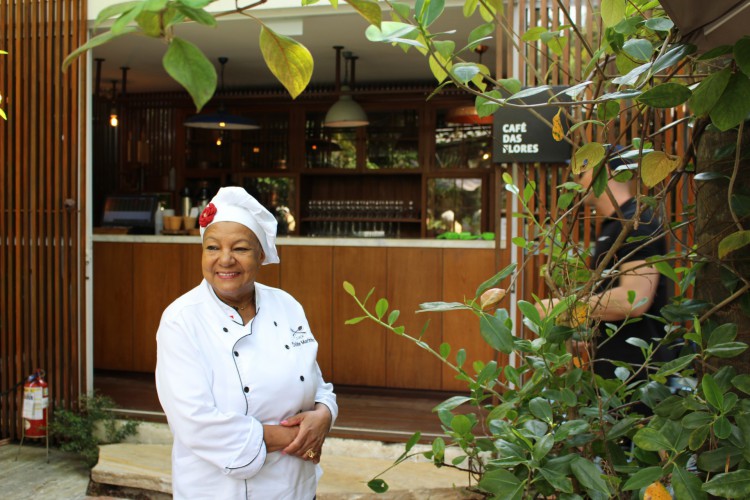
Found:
<box><xmin>155</xmin><ymin>280</ymin><xmax>338</xmax><ymax>500</ymax></box>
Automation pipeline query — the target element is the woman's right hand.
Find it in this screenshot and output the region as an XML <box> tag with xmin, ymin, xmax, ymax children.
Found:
<box><xmin>262</xmin><ymin>424</ymin><xmax>299</xmax><ymax>453</ymax></box>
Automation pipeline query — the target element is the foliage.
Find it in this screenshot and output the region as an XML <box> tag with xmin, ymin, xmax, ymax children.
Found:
<box><xmin>47</xmin><ymin>393</ymin><xmax>139</xmax><ymax>467</ymax></box>
<box><xmin>63</xmin><ymin>0</ymin><xmax>383</xmax><ymax>110</ymax></box>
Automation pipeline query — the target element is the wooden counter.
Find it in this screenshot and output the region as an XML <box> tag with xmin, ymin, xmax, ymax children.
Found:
<box><xmin>93</xmin><ymin>235</ymin><xmax>507</xmax><ymax>391</ymax></box>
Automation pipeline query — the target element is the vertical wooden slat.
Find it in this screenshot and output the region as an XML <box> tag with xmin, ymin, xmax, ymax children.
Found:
<box><xmin>1</xmin><ymin>0</ymin><xmax>86</xmax><ymax>439</ymax></box>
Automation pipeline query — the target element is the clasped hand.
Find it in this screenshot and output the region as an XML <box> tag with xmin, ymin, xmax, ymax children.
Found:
<box><xmin>279</xmin><ymin>404</ymin><xmax>331</xmax><ymax>464</ymax></box>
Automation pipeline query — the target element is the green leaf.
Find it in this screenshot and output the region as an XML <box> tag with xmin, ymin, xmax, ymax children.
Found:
<box><xmin>600</xmin><ymin>0</ymin><xmax>625</xmax><ymax>28</ymax></box>
<box><xmin>475</xmin><ymin>264</ymin><xmax>516</xmax><ymax>298</ymax></box>
<box><xmin>714</xmin><ymin>416</ymin><xmax>732</xmax><ymax>439</ymax></box>
<box><xmin>533</xmin><ymin>434</ymin><xmax>554</xmax><ymax>462</ymax></box>
<box><xmin>418</xmin><ymin>301</ymin><xmax>471</xmax><ymax>312</ymax></box>
<box><xmin>645</xmin><ymin>17</ymin><xmax>674</xmax><ymax>32</ymax></box>
<box><xmin>637</xmin><ymin>83</ymin><xmax>691</xmax><ymax>108</ymax></box>
<box><xmin>529</xmin><ymin>397</ymin><xmax>553</xmax><ymax>423</ymax></box>
<box><xmin>345</xmin><ymin>316</ymin><xmax>367</xmax><ymax>325</ymax></box>
<box><xmin>521</xmin><ymin>26</ymin><xmax>547</xmax><ymax>42</ymax></box>
<box><xmin>178</xmin><ymin>0</ymin><xmax>213</xmax><ymax>7</ymax></box>
<box><xmin>702</xmin><ymin>470</ymin><xmax>750</xmax><ymax>497</ymax></box>
<box><xmin>344</xmin><ymin>0</ymin><xmax>382</xmax><ymax>27</ymax></box>
<box><xmin>451</xmin><ymin>63</ymin><xmax>481</xmax><ymax>84</ymax></box>
<box><xmin>468</xmin><ymin>23</ymin><xmax>495</xmax><ymax>46</ymax></box>
<box><xmin>682</xmin><ymin>411</ymin><xmax>713</xmax><ymax>429</ymax></box>
<box><xmin>518</xmin><ymin>300</ymin><xmax>541</xmax><ymax>326</ymax></box>
<box><xmin>94</xmin><ymin>1</ymin><xmax>142</xmax><ymax>26</ymax></box>
<box><xmin>415</xmin><ymin>0</ymin><xmax>444</xmax><ymax>27</ymax></box>
<box><xmin>734</xmin><ymin>36</ymin><xmax>750</xmax><ymax>77</ymax></box>
<box><xmin>708</xmin><ymin>323</ymin><xmax>738</xmax><ymax>347</ymax></box>
<box><xmin>653</xmin><ymin>43</ymin><xmax>696</xmax><ymax>73</ymax></box>
<box><xmin>623</xmin><ymin>38</ymin><xmax>653</xmax><ymax>61</ymax></box>
<box><xmin>597</xmin><ymin>100</ymin><xmax>620</xmax><ymax>121</ymax></box>
<box><xmin>571</xmin><ymin>456</ymin><xmax>611</xmax><ymax>495</ymax></box>
<box><xmin>689</xmin><ymin>425</ymin><xmax>710</xmax><ymax>450</ymax></box>
<box><xmin>450</xmin><ymin>414</ymin><xmax>472</xmax><ymax>435</ymax></box>
<box><xmin>480</xmin><ymin>312</ymin><xmax>514</xmax><ymax>353</ymax></box>
<box><xmin>652</xmin><ymin>260</ymin><xmax>680</xmax><ymax>285</ymax></box>
<box><xmin>475</xmin><ymin>90</ymin><xmax>504</xmax><ymax>117</ymax></box>
<box><xmin>732</xmin><ymin>374</ymin><xmax>750</xmax><ymax>395</ymax></box>
<box><xmin>640</xmin><ymin>151</ymin><xmax>681</xmax><ymax>187</ymax></box>
<box><xmin>343</xmin><ymin>281</ymin><xmax>356</xmax><ymax>296</ymax></box>
<box><xmin>62</xmin><ymin>27</ymin><xmax>138</xmax><ymax>71</ymax></box>
<box><xmin>433</xmin><ymin>395</ymin><xmax>472</xmax><ymax>412</ymax></box>
<box><xmin>478</xmin><ymin>468</ymin><xmax>524</xmax><ymax>497</ymax></box>
<box><xmin>622</xmin><ymin>466</ymin><xmax>664</xmax><ymax>490</ymax></box>
<box><xmin>539</xmin><ymin>468</ymin><xmax>574</xmax><ymax>493</ymax></box>
<box><xmin>456</xmin><ymin>348</ymin><xmax>466</xmax><ymax>368</ymax></box>
<box><xmin>259</xmin><ymin>27</ymin><xmax>313</xmax><ymax>99</ymax></box>
<box><xmin>177</xmin><ymin>5</ymin><xmax>217</xmax><ymax>27</ymax></box>
<box><xmin>463</xmin><ymin>0</ymin><xmax>478</xmax><ymax>17</ymax></box>
<box><xmin>367</xmin><ymin>478</ymin><xmax>389</xmax><ymax>493</ymax></box>
<box><xmin>710</xmin><ymin>72</ymin><xmax>750</xmax><ymax>131</ymax></box>
<box><xmin>111</xmin><ymin>2</ymin><xmax>145</xmax><ymax>34</ymax></box>
<box><xmin>387</xmin><ymin>309</ymin><xmax>400</xmax><ymax>326</ymax></box>
<box><xmin>718</xmin><ymin>230</ymin><xmax>750</xmax><ymax>259</ymax></box>
<box><xmin>702</xmin><ymin>374</ymin><xmax>724</xmax><ymax>410</ymax></box>
<box><xmin>706</xmin><ymin>342</ymin><xmax>749</xmax><ymax>358</ymax></box>
<box><xmin>375</xmin><ymin>298</ymin><xmax>388</xmax><ymax>319</ymax></box>
<box><xmin>428</xmin><ymin>53</ymin><xmax>449</xmax><ymax>83</ymax></box>
<box><xmin>506</xmin><ymin>85</ymin><xmax>552</xmax><ymax>101</ymax></box>
<box><xmin>689</xmin><ymin>66</ymin><xmax>732</xmax><ymax>117</ymax></box>
<box><xmin>365</xmin><ymin>21</ymin><xmax>420</xmax><ymax>45</ymax></box>
<box><xmin>498</xmin><ymin>78</ymin><xmax>523</xmax><ymax>95</ymax></box>
<box><xmin>572</xmin><ymin>142</ymin><xmax>605</xmax><ymax>174</ymax></box>
<box><xmin>162</xmin><ymin>37</ymin><xmax>216</xmax><ymax>111</ymax></box>
<box><xmin>673</xmin><ymin>465</ymin><xmax>709</xmax><ymax>500</ymax></box>
<box><xmin>633</xmin><ymin>427</ymin><xmax>673</xmax><ymax>452</ymax></box>
<box><xmin>655</xmin><ymin>353</ymin><xmax>697</xmax><ymax>378</ymax></box>
<box><xmin>439</xmin><ymin>342</ymin><xmax>450</xmax><ymax>359</ymax></box>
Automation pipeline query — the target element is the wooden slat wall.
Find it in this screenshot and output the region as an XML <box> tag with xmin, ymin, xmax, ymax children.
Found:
<box><xmin>1</xmin><ymin>0</ymin><xmax>86</xmax><ymax>440</ymax></box>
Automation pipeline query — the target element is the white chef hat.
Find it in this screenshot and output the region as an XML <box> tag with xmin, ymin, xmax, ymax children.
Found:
<box><xmin>198</xmin><ymin>187</ymin><xmax>279</xmax><ymax>265</ymax></box>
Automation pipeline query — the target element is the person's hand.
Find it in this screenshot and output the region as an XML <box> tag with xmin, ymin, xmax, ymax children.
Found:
<box><xmin>279</xmin><ymin>404</ymin><xmax>332</xmax><ymax>464</ymax></box>
<box><xmin>535</xmin><ymin>297</ymin><xmax>559</xmax><ymax>320</ymax></box>
<box><xmin>262</xmin><ymin>424</ymin><xmax>299</xmax><ymax>453</ymax></box>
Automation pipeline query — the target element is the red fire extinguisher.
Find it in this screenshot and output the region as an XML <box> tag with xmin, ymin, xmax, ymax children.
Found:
<box><xmin>22</xmin><ymin>369</ymin><xmax>49</xmax><ymax>438</ymax></box>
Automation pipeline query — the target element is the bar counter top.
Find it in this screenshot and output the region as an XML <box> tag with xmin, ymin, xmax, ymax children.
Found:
<box><xmin>92</xmin><ymin>234</ymin><xmax>499</xmax><ymax>249</ymax></box>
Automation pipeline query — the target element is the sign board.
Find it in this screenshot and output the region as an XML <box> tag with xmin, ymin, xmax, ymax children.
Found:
<box><xmin>492</xmin><ymin>85</ymin><xmax>571</xmax><ymax>163</ymax></box>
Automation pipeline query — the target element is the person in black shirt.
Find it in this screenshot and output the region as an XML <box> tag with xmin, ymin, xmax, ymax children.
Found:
<box><xmin>537</xmin><ymin>157</ymin><xmax>671</xmax><ymax>380</ymax></box>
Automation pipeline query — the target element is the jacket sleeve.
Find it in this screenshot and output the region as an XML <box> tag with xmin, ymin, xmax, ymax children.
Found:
<box><xmin>314</xmin><ymin>362</ymin><xmax>338</xmax><ymax>430</ymax></box>
<box><xmin>156</xmin><ymin>309</ymin><xmax>267</xmax><ymax>480</ymax></box>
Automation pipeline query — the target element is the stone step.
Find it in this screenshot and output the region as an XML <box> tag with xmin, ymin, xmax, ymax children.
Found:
<box><xmin>92</xmin><ymin>436</ymin><xmax>479</xmax><ymax>499</ymax></box>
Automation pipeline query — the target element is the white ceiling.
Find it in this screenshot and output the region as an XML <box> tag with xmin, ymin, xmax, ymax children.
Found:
<box><xmin>91</xmin><ymin>5</ymin><xmax>496</xmax><ymax>95</ymax></box>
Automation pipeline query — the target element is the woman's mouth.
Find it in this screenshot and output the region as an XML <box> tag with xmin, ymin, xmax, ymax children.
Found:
<box><xmin>216</xmin><ymin>272</ymin><xmax>240</xmax><ymax>279</ymax></box>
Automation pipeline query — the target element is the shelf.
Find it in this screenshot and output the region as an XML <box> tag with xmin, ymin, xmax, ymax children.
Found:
<box><xmin>301</xmin><ymin>169</ymin><xmax>423</xmax><ymax>176</ymax></box>
<box><xmin>301</xmin><ymin>217</ymin><xmax>421</xmax><ymax>223</ymax></box>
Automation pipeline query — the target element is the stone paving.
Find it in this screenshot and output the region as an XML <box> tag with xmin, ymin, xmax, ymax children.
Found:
<box><xmin>1</xmin><ymin>425</ymin><xmax>481</xmax><ymax>499</ymax></box>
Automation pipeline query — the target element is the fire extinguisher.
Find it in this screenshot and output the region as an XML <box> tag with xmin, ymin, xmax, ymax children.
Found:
<box><xmin>22</xmin><ymin>369</ymin><xmax>49</xmax><ymax>438</ymax></box>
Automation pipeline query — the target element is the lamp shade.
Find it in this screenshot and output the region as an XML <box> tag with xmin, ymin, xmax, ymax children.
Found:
<box><xmin>184</xmin><ymin>111</ymin><xmax>259</xmax><ymax>130</ymax></box>
<box><xmin>323</xmin><ymin>86</ymin><xmax>368</xmax><ymax>127</ymax></box>
<box><xmin>445</xmin><ymin>105</ymin><xmax>493</xmax><ymax>125</ymax></box>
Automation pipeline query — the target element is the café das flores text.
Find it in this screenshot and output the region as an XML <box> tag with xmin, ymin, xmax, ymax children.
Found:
<box><xmin>500</xmin><ymin>122</ymin><xmax>539</xmax><ymax>154</ymax></box>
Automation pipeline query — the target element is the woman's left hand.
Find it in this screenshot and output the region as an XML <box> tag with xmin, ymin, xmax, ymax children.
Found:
<box><xmin>279</xmin><ymin>403</ymin><xmax>332</xmax><ymax>464</ymax></box>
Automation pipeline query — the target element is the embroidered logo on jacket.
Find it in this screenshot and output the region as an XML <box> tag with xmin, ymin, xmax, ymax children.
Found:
<box><xmin>290</xmin><ymin>325</ymin><xmax>316</xmax><ymax>347</ymax></box>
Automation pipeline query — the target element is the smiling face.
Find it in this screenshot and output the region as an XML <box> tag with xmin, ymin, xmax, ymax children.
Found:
<box><xmin>201</xmin><ymin>221</ymin><xmax>265</xmax><ymax>307</ymax></box>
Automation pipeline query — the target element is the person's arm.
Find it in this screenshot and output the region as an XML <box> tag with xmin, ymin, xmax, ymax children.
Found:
<box><xmin>262</xmin><ymin>424</ymin><xmax>299</xmax><ymax>453</ymax></box>
<box><xmin>587</xmin><ymin>259</ymin><xmax>659</xmax><ymax>321</ymax></box>
<box><xmin>535</xmin><ymin>259</ymin><xmax>659</xmax><ymax>321</ymax></box>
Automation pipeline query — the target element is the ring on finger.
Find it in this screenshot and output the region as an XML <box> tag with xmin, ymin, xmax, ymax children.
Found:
<box><xmin>305</xmin><ymin>449</ymin><xmax>317</xmax><ymax>459</ymax></box>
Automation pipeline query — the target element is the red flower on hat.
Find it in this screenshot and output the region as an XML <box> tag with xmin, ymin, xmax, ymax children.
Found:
<box><xmin>199</xmin><ymin>203</ymin><xmax>217</xmax><ymax>228</ymax></box>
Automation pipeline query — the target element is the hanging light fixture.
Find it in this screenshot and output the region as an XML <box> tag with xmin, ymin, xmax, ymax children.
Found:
<box><xmin>324</xmin><ymin>46</ymin><xmax>368</xmax><ymax>128</ymax></box>
<box><xmin>445</xmin><ymin>45</ymin><xmax>493</xmax><ymax>126</ymax></box>
<box><xmin>184</xmin><ymin>57</ymin><xmax>259</xmax><ymax>130</ymax></box>
<box><xmin>108</xmin><ymin>79</ymin><xmax>119</xmax><ymax>128</ymax></box>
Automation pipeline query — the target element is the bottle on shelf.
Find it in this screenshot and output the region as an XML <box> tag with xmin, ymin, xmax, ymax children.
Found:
<box><xmin>180</xmin><ymin>187</ymin><xmax>192</xmax><ymax>216</ymax></box>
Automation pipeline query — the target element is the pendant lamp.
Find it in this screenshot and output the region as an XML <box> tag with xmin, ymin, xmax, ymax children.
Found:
<box><xmin>445</xmin><ymin>45</ymin><xmax>492</xmax><ymax>126</ymax></box>
<box><xmin>185</xmin><ymin>57</ymin><xmax>259</xmax><ymax>130</ymax></box>
<box><xmin>324</xmin><ymin>47</ymin><xmax>368</xmax><ymax>128</ymax></box>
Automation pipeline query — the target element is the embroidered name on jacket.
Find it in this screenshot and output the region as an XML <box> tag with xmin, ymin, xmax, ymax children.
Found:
<box><xmin>291</xmin><ymin>326</ymin><xmax>316</xmax><ymax>347</ymax></box>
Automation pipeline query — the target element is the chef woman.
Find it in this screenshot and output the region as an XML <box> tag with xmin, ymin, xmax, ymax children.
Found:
<box><xmin>156</xmin><ymin>186</ymin><xmax>337</xmax><ymax>499</ymax></box>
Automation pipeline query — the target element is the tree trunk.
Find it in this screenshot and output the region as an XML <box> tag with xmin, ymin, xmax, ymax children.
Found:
<box><xmin>694</xmin><ymin>124</ymin><xmax>750</xmax><ymax>374</ymax></box>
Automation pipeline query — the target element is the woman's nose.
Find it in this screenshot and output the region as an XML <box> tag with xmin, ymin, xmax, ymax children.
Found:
<box><xmin>218</xmin><ymin>250</ymin><xmax>234</xmax><ymax>265</ymax></box>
